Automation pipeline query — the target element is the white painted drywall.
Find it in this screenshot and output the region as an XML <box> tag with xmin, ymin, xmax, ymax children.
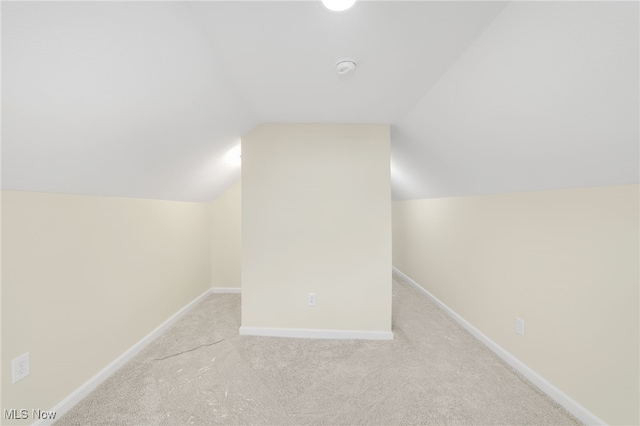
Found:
<box><xmin>241</xmin><ymin>124</ymin><xmax>392</xmax><ymax>333</ymax></box>
<box><xmin>189</xmin><ymin>1</ymin><xmax>506</xmax><ymax>124</ymax></box>
<box><xmin>210</xmin><ymin>182</ymin><xmax>241</xmax><ymax>289</ymax></box>
<box><xmin>2</xmin><ymin>2</ymin><xmax>256</xmax><ymax>203</ymax></box>
<box><xmin>392</xmin><ymin>184</ymin><xmax>639</xmax><ymax>425</ymax></box>
<box><xmin>1</xmin><ymin>190</ymin><xmax>211</xmax><ymax>422</ymax></box>
<box><xmin>392</xmin><ymin>1</ymin><xmax>639</xmax><ymax>200</ymax></box>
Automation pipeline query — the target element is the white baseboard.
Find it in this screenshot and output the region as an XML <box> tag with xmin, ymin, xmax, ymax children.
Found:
<box><xmin>211</xmin><ymin>287</ymin><xmax>241</xmax><ymax>293</ymax></box>
<box><xmin>239</xmin><ymin>326</ymin><xmax>393</xmax><ymax>341</ymax></box>
<box><xmin>392</xmin><ymin>266</ymin><xmax>606</xmax><ymax>426</ymax></box>
<box><xmin>35</xmin><ymin>288</ymin><xmax>214</xmax><ymax>426</ymax></box>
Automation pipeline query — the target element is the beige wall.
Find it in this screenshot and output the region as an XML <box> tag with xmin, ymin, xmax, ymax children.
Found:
<box><xmin>242</xmin><ymin>124</ymin><xmax>392</xmax><ymax>332</ymax></box>
<box><xmin>392</xmin><ymin>184</ymin><xmax>639</xmax><ymax>425</ymax></box>
<box><xmin>1</xmin><ymin>190</ymin><xmax>211</xmax><ymax>423</ymax></box>
<box><xmin>210</xmin><ymin>182</ymin><xmax>241</xmax><ymax>288</ymax></box>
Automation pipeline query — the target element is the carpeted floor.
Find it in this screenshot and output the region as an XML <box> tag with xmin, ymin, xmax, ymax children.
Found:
<box><xmin>57</xmin><ymin>273</ymin><xmax>580</xmax><ymax>425</ymax></box>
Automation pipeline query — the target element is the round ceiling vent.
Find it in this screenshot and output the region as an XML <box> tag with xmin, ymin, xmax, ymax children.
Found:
<box><xmin>336</xmin><ymin>58</ymin><xmax>357</xmax><ymax>75</ymax></box>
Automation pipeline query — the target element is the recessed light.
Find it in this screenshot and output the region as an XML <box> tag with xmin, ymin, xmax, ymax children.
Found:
<box><xmin>322</xmin><ymin>0</ymin><xmax>357</xmax><ymax>12</ymax></box>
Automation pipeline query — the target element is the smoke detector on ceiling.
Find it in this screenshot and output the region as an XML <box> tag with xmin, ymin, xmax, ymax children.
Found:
<box><xmin>336</xmin><ymin>58</ymin><xmax>357</xmax><ymax>75</ymax></box>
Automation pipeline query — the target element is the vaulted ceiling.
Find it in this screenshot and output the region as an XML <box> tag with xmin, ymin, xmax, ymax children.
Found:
<box><xmin>2</xmin><ymin>1</ymin><xmax>638</xmax><ymax>202</ymax></box>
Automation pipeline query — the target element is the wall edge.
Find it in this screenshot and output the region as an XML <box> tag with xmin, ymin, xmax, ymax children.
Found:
<box><xmin>392</xmin><ymin>266</ymin><xmax>606</xmax><ymax>426</ymax></box>
<box><xmin>32</xmin><ymin>288</ymin><xmax>214</xmax><ymax>425</ymax></box>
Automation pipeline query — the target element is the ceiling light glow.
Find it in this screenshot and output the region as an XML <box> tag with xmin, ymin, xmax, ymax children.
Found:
<box><xmin>224</xmin><ymin>144</ymin><xmax>242</xmax><ymax>166</ymax></box>
<box><xmin>322</xmin><ymin>0</ymin><xmax>357</xmax><ymax>12</ymax></box>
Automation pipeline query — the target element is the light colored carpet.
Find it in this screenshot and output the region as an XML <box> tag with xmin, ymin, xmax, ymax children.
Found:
<box><xmin>57</xmin><ymin>274</ymin><xmax>580</xmax><ymax>425</ymax></box>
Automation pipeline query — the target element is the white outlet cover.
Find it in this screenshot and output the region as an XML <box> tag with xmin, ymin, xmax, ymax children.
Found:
<box><xmin>308</xmin><ymin>292</ymin><xmax>317</xmax><ymax>306</ymax></box>
<box><xmin>515</xmin><ymin>317</ymin><xmax>525</xmax><ymax>336</ymax></box>
<box><xmin>12</xmin><ymin>352</ymin><xmax>30</xmax><ymax>384</ymax></box>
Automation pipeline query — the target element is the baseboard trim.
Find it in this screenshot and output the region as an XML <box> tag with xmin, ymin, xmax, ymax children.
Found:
<box><xmin>33</xmin><ymin>288</ymin><xmax>214</xmax><ymax>426</ymax></box>
<box><xmin>239</xmin><ymin>326</ymin><xmax>393</xmax><ymax>341</ymax></box>
<box><xmin>392</xmin><ymin>266</ymin><xmax>605</xmax><ymax>426</ymax></box>
<box><xmin>210</xmin><ymin>287</ymin><xmax>241</xmax><ymax>293</ymax></box>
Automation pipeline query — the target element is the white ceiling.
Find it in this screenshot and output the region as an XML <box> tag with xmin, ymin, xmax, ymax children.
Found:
<box><xmin>2</xmin><ymin>1</ymin><xmax>638</xmax><ymax>202</ymax></box>
<box><xmin>392</xmin><ymin>1</ymin><xmax>639</xmax><ymax>200</ymax></box>
<box><xmin>188</xmin><ymin>1</ymin><xmax>507</xmax><ymax>123</ymax></box>
<box><xmin>2</xmin><ymin>2</ymin><xmax>256</xmax><ymax>202</ymax></box>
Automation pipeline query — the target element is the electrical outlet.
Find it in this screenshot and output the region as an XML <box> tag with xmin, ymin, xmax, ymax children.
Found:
<box><xmin>515</xmin><ymin>317</ymin><xmax>525</xmax><ymax>336</ymax></box>
<box><xmin>308</xmin><ymin>292</ymin><xmax>317</xmax><ymax>307</ymax></box>
<box><xmin>12</xmin><ymin>352</ymin><xmax>30</xmax><ymax>384</ymax></box>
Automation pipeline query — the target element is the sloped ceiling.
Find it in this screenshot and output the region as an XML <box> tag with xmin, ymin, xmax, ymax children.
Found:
<box><xmin>392</xmin><ymin>1</ymin><xmax>639</xmax><ymax>200</ymax></box>
<box><xmin>2</xmin><ymin>1</ymin><xmax>638</xmax><ymax>202</ymax></box>
<box><xmin>2</xmin><ymin>2</ymin><xmax>256</xmax><ymax>202</ymax></box>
